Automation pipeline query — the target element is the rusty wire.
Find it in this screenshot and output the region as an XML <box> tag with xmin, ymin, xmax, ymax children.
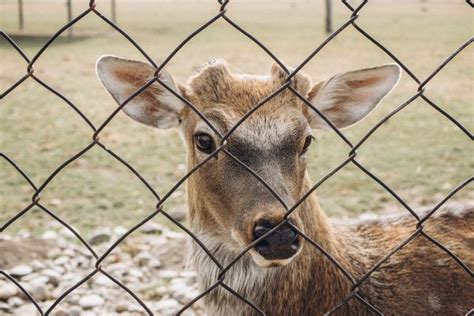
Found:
<box><xmin>1</xmin><ymin>0</ymin><xmax>473</xmax><ymax>315</ymax></box>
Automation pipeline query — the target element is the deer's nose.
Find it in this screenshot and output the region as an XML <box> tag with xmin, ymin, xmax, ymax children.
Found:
<box><xmin>253</xmin><ymin>220</ymin><xmax>300</xmax><ymax>260</ymax></box>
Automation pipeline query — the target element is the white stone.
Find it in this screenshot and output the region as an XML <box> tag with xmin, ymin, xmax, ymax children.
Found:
<box><xmin>0</xmin><ymin>302</ymin><xmax>10</xmax><ymax>311</ymax></box>
<box><xmin>149</xmin><ymin>259</ymin><xmax>162</xmax><ymax>269</ymax></box>
<box><xmin>13</xmin><ymin>303</ymin><xmax>37</xmax><ymax>315</ymax></box>
<box><xmin>155</xmin><ymin>298</ymin><xmax>180</xmax><ymax>311</ymax></box>
<box><xmin>51</xmin><ymin>307</ymin><xmax>68</xmax><ymax>316</ymax></box>
<box><xmin>41</xmin><ymin>269</ymin><xmax>61</xmax><ymax>287</ymax></box>
<box><xmin>114</xmin><ymin>226</ymin><xmax>128</xmax><ymax>236</ymax></box>
<box><xmin>127</xmin><ymin>269</ymin><xmax>143</xmax><ymax>278</ymax></box>
<box><xmin>0</xmin><ymin>282</ymin><xmax>18</xmax><ymax>300</ymax></box>
<box><xmin>30</xmin><ymin>260</ymin><xmax>46</xmax><ymax>271</ymax></box>
<box><xmin>28</xmin><ymin>276</ymin><xmax>49</xmax><ymax>288</ymax></box>
<box><xmin>79</xmin><ymin>294</ymin><xmax>105</xmax><ymax>309</ymax></box>
<box><xmin>41</xmin><ymin>230</ymin><xmax>58</xmax><ymax>239</ymax></box>
<box><xmin>53</xmin><ymin>256</ymin><xmax>69</xmax><ymax>266</ymax></box>
<box><xmin>93</xmin><ymin>275</ymin><xmax>111</xmax><ymax>286</ymax></box>
<box><xmin>8</xmin><ymin>265</ymin><xmax>33</xmax><ymax>278</ymax></box>
<box><xmin>158</xmin><ymin>270</ymin><xmax>179</xmax><ymax>279</ymax></box>
<box><xmin>68</xmin><ymin>306</ymin><xmax>81</xmax><ymax>316</ymax></box>
<box><xmin>24</xmin><ymin>284</ymin><xmax>48</xmax><ymax>302</ymax></box>
<box><xmin>7</xmin><ymin>296</ymin><xmax>23</xmax><ymax>307</ymax></box>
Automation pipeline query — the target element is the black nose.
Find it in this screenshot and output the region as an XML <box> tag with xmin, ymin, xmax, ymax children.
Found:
<box><xmin>253</xmin><ymin>220</ymin><xmax>300</xmax><ymax>260</ymax></box>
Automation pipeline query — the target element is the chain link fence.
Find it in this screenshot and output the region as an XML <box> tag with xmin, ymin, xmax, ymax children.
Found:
<box><xmin>1</xmin><ymin>0</ymin><xmax>473</xmax><ymax>315</ymax></box>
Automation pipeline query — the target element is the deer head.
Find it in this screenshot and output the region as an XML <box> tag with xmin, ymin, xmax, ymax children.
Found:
<box><xmin>96</xmin><ymin>56</ymin><xmax>400</xmax><ymax>267</ymax></box>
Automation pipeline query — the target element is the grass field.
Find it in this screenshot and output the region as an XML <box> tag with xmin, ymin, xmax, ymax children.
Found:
<box><xmin>1</xmin><ymin>0</ymin><xmax>472</xmax><ymax>237</ymax></box>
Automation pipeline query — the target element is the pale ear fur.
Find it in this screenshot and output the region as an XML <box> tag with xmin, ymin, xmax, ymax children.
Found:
<box><xmin>306</xmin><ymin>64</ymin><xmax>401</xmax><ymax>130</ymax></box>
<box><xmin>96</xmin><ymin>55</ymin><xmax>186</xmax><ymax>129</ymax></box>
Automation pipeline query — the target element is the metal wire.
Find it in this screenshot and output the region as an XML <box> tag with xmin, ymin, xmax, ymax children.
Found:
<box><xmin>1</xmin><ymin>0</ymin><xmax>472</xmax><ymax>315</ymax></box>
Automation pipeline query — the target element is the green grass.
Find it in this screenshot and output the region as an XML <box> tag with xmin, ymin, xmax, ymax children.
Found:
<box><xmin>1</xmin><ymin>0</ymin><xmax>472</xmax><ymax>237</ymax></box>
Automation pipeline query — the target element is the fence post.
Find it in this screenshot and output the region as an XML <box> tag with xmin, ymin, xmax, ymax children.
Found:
<box><xmin>67</xmin><ymin>0</ymin><xmax>73</xmax><ymax>40</ymax></box>
<box><xmin>18</xmin><ymin>0</ymin><xmax>24</xmax><ymax>31</ymax></box>
<box><xmin>111</xmin><ymin>0</ymin><xmax>117</xmax><ymax>23</ymax></box>
<box><xmin>325</xmin><ymin>0</ymin><xmax>333</xmax><ymax>34</ymax></box>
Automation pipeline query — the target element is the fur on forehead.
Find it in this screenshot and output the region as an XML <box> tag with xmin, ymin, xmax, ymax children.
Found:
<box><xmin>186</xmin><ymin>59</ymin><xmax>313</xmax><ymax>114</ymax></box>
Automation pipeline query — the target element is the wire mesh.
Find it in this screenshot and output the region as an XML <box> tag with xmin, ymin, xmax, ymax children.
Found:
<box><xmin>1</xmin><ymin>0</ymin><xmax>473</xmax><ymax>315</ymax></box>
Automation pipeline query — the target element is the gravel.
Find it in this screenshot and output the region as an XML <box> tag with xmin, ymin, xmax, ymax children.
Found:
<box><xmin>0</xmin><ymin>223</ymin><xmax>204</xmax><ymax>315</ymax></box>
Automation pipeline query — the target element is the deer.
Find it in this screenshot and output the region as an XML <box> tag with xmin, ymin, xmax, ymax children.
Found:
<box><xmin>96</xmin><ymin>56</ymin><xmax>473</xmax><ymax>316</ymax></box>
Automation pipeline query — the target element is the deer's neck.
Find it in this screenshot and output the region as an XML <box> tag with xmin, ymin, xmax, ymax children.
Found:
<box><xmin>188</xmin><ymin>178</ymin><xmax>365</xmax><ymax>315</ymax></box>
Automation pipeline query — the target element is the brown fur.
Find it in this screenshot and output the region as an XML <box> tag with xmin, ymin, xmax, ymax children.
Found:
<box><xmin>96</xmin><ymin>57</ymin><xmax>473</xmax><ymax>315</ymax></box>
<box><xmin>181</xmin><ymin>62</ymin><xmax>473</xmax><ymax>315</ymax></box>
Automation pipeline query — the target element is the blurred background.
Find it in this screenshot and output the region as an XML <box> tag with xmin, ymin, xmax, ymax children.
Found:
<box><xmin>0</xmin><ymin>0</ymin><xmax>472</xmax><ymax>315</ymax></box>
<box><xmin>1</xmin><ymin>0</ymin><xmax>472</xmax><ymax>234</ymax></box>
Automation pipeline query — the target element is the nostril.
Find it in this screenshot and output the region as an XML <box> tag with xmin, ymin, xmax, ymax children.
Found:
<box><xmin>253</xmin><ymin>221</ymin><xmax>299</xmax><ymax>245</ymax></box>
<box><xmin>255</xmin><ymin>238</ymin><xmax>270</xmax><ymax>252</ymax></box>
<box><xmin>254</xmin><ymin>225</ymin><xmax>271</xmax><ymax>239</ymax></box>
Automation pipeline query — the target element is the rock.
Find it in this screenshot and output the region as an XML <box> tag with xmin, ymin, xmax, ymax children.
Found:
<box><xmin>164</xmin><ymin>230</ymin><xmax>185</xmax><ymax>240</ymax></box>
<box><xmin>17</xmin><ymin>230</ymin><xmax>31</xmax><ymax>239</ymax></box>
<box><xmin>0</xmin><ymin>302</ymin><xmax>10</xmax><ymax>311</ymax></box>
<box><xmin>51</xmin><ymin>306</ymin><xmax>68</xmax><ymax>316</ymax></box>
<box><xmin>93</xmin><ymin>274</ymin><xmax>111</xmax><ymax>286</ymax></box>
<box><xmin>41</xmin><ymin>230</ymin><xmax>58</xmax><ymax>240</ymax></box>
<box><xmin>123</xmin><ymin>276</ymin><xmax>140</xmax><ymax>284</ymax></box>
<box><xmin>170</xmin><ymin>279</ymin><xmax>198</xmax><ymax>302</ymax></box>
<box><xmin>20</xmin><ymin>283</ymin><xmax>48</xmax><ymax>302</ymax></box>
<box><xmin>41</xmin><ymin>269</ymin><xmax>61</xmax><ymax>287</ymax></box>
<box><xmin>115</xmin><ymin>302</ymin><xmax>129</xmax><ymax>313</ymax></box>
<box><xmin>149</xmin><ymin>258</ymin><xmax>162</xmax><ymax>269</ymax></box>
<box><xmin>59</xmin><ymin>227</ymin><xmax>75</xmax><ymax>238</ymax></box>
<box><xmin>158</xmin><ymin>270</ymin><xmax>179</xmax><ymax>279</ymax></box>
<box><xmin>63</xmin><ymin>248</ymin><xmax>76</xmax><ymax>257</ymax></box>
<box><xmin>135</xmin><ymin>253</ymin><xmax>152</xmax><ymax>266</ymax></box>
<box><xmin>7</xmin><ymin>296</ymin><xmax>23</xmax><ymax>307</ymax></box>
<box><xmin>89</xmin><ymin>231</ymin><xmax>112</xmax><ymax>245</ymax></box>
<box><xmin>8</xmin><ymin>265</ymin><xmax>33</xmax><ymax>278</ymax></box>
<box><xmin>114</xmin><ymin>226</ymin><xmax>128</xmax><ymax>236</ymax></box>
<box><xmin>0</xmin><ymin>282</ymin><xmax>18</xmax><ymax>300</ymax></box>
<box><xmin>106</xmin><ymin>262</ymin><xmax>128</xmax><ymax>274</ymax></box>
<box><xmin>68</xmin><ymin>306</ymin><xmax>81</xmax><ymax>316</ymax></box>
<box><xmin>155</xmin><ymin>298</ymin><xmax>180</xmax><ymax>311</ymax></box>
<box><xmin>53</xmin><ymin>256</ymin><xmax>69</xmax><ymax>266</ymax></box>
<box><xmin>169</xmin><ymin>208</ymin><xmax>187</xmax><ymax>221</ymax></box>
<box><xmin>52</xmin><ymin>265</ymin><xmax>65</xmax><ymax>274</ymax></box>
<box><xmin>141</xmin><ymin>222</ymin><xmax>163</xmax><ymax>235</ymax></box>
<box><xmin>79</xmin><ymin>294</ymin><xmax>105</xmax><ymax>309</ymax></box>
<box><xmin>127</xmin><ymin>269</ymin><xmax>143</xmax><ymax>279</ymax></box>
<box><xmin>30</xmin><ymin>260</ymin><xmax>46</xmax><ymax>271</ymax></box>
<box><xmin>13</xmin><ymin>302</ymin><xmax>37</xmax><ymax>315</ymax></box>
<box><xmin>28</xmin><ymin>276</ymin><xmax>49</xmax><ymax>288</ymax></box>
<box><xmin>20</xmin><ymin>272</ymin><xmax>40</xmax><ymax>282</ymax></box>
<box><xmin>180</xmin><ymin>271</ymin><xmax>196</xmax><ymax>279</ymax></box>
<box><xmin>47</xmin><ymin>248</ymin><xmax>62</xmax><ymax>259</ymax></box>
<box><xmin>50</xmin><ymin>198</ymin><xmax>62</xmax><ymax>206</ymax></box>
<box><xmin>359</xmin><ymin>212</ymin><xmax>378</xmax><ymax>221</ymax></box>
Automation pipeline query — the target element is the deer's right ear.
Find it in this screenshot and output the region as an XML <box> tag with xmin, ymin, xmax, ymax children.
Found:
<box><xmin>96</xmin><ymin>55</ymin><xmax>186</xmax><ymax>129</ymax></box>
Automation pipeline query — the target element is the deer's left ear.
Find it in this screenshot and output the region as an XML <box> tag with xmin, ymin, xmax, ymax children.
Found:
<box><xmin>305</xmin><ymin>64</ymin><xmax>401</xmax><ymax>130</ymax></box>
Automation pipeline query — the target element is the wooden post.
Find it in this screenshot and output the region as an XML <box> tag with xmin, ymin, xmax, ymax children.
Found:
<box><xmin>67</xmin><ymin>0</ymin><xmax>73</xmax><ymax>40</ymax></box>
<box><xmin>18</xmin><ymin>0</ymin><xmax>24</xmax><ymax>31</ymax></box>
<box><xmin>111</xmin><ymin>0</ymin><xmax>117</xmax><ymax>23</ymax></box>
<box><xmin>325</xmin><ymin>0</ymin><xmax>333</xmax><ymax>34</ymax></box>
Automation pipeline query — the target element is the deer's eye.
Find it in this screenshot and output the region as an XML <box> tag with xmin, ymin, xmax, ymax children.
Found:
<box><xmin>194</xmin><ymin>133</ymin><xmax>215</xmax><ymax>154</ymax></box>
<box><xmin>300</xmin><ymin>135</ymin><xmax>314</xmax><ymax>156</ymax></box>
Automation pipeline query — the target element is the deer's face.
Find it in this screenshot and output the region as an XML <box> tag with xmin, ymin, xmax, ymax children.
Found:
<box><xmin>96</xmin><ymin>57</ymin><xmax>400</xmax><ymax>267</ymax></box>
